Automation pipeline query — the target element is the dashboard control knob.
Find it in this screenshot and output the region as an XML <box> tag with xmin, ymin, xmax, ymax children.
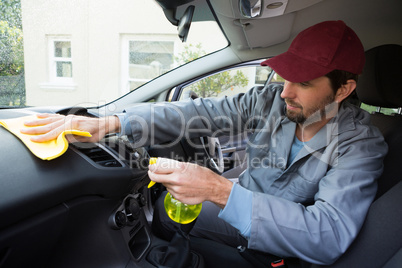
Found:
<box><xmin>125</xmin><ymin>198</ymin><xmax>141</xmax><ymax>221</ymax></box>
<box><xmin>138</xmin><ymin>194</ymin><xmax>147</xmax><ymax>207</ymax></box>
<box><xmin>114</xmin><ymin>211</ymin><xmax>127</xmax><ymax>229</ymax></box>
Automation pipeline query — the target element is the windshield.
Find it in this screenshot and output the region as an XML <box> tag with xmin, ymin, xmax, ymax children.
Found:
<box><xmin>0</xmin><ymin>0</ymin><xmax>227</xmax><ymax>108</ymax></box>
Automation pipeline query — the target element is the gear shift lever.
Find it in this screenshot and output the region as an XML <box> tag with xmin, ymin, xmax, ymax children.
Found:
<box><xmin>147</xmin><ymin>220</ymin><xmax>202</xmax><ymax>268</ymax></box>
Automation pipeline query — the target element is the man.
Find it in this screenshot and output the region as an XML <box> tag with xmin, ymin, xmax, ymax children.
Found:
<box><xmin>22</xmin><ymin>21</ymin><xmax>387</xmax><ymax>265</ymax></box>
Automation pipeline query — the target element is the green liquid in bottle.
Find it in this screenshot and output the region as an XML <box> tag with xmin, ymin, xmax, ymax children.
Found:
<box><xmin>164</xmin><ymin>192</ymin><xmax>202</xmax><ymax>224</ymax></box>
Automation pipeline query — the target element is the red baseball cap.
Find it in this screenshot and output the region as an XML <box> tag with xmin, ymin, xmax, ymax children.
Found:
<box><xmin>261</xmin><ymin>20</ymin><xmax>365</xmax><ymax>82</ymax></box>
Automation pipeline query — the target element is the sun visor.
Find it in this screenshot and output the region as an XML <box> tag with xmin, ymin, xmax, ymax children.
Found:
<box><xmin>221</xmin><ymin>0</ymin><xmax>324</xmax><ymax>49</ymax></box>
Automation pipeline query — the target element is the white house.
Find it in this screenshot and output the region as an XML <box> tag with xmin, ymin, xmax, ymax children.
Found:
<box><xmin>21</xmin><ymin>0</ymin><xmax>227</xmax><ymax>106</ymax></box>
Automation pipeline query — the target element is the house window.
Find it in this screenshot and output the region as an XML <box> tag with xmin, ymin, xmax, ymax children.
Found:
<box><xmin>128</xmin><ymin>40</ymin><xmax>174</xmax><ymax>91</ymax></box>
<box><xmin>39</xmin><ymin>37</ymin><xmax>75</xmax><ymax>90</ymax></box>
<box><xmin>121</xmin><ymin>37</ymin><xmax>175</xmax><ymax>93</ymax></box>
<box><xmin>49</xmin><ymin>38</ymin><xmax>73</xmax><ymax>82</ymax></box>
<box><xmin>54</xmin><ymin>41</ymin><xmax>72</xmax><ymax>78</ymax></box>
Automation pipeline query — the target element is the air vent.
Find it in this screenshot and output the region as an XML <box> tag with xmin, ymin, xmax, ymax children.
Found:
<box><xmin>75</xmin><ymin>144</ymin><xmax>123</xmax><ymax>168</ymax></box>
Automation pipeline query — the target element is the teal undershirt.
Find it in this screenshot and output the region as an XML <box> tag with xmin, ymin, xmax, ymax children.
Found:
<box><xmin>288</xmin><ymin>135</ymin><xmax>305</xmax><ymax>164</ymax></box>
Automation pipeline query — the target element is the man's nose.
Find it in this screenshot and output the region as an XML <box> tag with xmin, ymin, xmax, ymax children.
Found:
<box><xmin>281</xmin><ymin>81</ymin><xmax>296</xmax><ymax>99</ymax></box>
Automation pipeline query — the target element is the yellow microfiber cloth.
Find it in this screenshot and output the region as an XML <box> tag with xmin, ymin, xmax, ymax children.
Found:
<box><xmin>0</xmin><ymin>115</ymin><xmax>92</xmax><ymax>161</ymax></box>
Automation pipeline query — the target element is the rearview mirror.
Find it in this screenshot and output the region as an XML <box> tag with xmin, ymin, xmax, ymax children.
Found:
<box><xmin>158</xmin><ymin>3</ymin><xmax>195</xmax><ymax>43</ymax></box>
<box><xmin>177</xmin><ymin>5</ymin><xmax>195</xmax><ymax>42</ymax></box>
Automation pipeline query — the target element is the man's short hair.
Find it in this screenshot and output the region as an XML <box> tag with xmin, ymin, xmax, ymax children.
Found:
<box><xmin>325</xmin><ymin>70</ymin><xmax>359</xmax><ymax>93</ymax></box>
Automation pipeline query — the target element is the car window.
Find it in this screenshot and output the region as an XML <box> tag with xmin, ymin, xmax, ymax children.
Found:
<box><xmin>360</xmin><ymin>103</ymin><xmax>400</xmax><ymax>115</ymax></box>
<box><xmin>0</xmin><ymin>0</ymin><xmax>228</xmax><ymax>108</ymax></box>
<box><xmin>179</xmin><ymin>65</ymin><xmax>274</xmax><ymax>100</ymax></box>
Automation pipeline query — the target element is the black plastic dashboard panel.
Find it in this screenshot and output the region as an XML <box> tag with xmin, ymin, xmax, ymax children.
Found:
<box><xmin>0</xmin><ymin>126</ymin><xmax>135</xmax><ymax>228</ymax></box>
<box><xmin>0</xmin><ymin>107</ymin><xmax>158</xmax><ymax>267</ymax></box>
<box><xmin>0</xmin><ymin>108</ymin><xmax>147</xmax><ymax>231</ymax></box>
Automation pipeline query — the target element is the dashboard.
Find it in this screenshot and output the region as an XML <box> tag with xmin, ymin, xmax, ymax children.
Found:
<box><xmin>0</xmin><ymin>107</ymin><xmax>159</xmax><ymax>267</ymax></box>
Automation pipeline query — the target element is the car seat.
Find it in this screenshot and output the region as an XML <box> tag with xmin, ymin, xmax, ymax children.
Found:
<box><xmin>316</xmin><ymin>44</ymin><xmax>402</xmax><ymax>267</ymax></box>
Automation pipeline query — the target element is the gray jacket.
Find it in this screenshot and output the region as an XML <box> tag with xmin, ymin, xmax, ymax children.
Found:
<box><xmin>119</xmin><ymin>84</ymin><xmax>387</xmax><ymax>264</ymax></box>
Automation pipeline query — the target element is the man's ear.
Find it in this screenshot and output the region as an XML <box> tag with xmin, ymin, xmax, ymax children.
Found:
<box><xmin>335</xmin><ymin>79</ymin><xmax>357</xmax><ymax>103</ymax></box>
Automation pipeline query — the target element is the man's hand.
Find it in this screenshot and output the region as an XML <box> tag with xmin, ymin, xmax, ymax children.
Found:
<box><xmin>148</xmin><ymin>158</ymin><xmax>233</xmax><ymax>208</ymax></box>
<box><xmin>21</xmin><ymin>113</ymin><xmax>121</xmax><ymax>143</ymax></box>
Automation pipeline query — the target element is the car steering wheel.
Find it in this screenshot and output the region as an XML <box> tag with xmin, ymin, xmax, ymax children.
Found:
<box><xmin>200</xmin><ymin>136</ymin><xmax>224</xmax><ymax>174</ymax></box>
<box><xmin>182</xmin><ymin>90</ymin><xmax>224</xmax><ymax>174</ymax></box>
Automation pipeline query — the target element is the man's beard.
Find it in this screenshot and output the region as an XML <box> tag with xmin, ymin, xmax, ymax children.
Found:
<box><xmin>285</xmin><ymin>94</ymin><xmax>336</xmax><ymax>125</ymax></box>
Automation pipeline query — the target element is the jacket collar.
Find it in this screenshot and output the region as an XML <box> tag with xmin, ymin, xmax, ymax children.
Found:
<box><xmin>282</xmin><ymin>102</ymin><xmax>358</xmax><ymax>165</ymax></box>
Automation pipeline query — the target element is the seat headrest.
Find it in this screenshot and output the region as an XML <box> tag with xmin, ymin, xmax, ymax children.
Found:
<box><xmin>356</xmin><ymin>44</ymin><xmax>402</xmax><ymax>108</ymax></box>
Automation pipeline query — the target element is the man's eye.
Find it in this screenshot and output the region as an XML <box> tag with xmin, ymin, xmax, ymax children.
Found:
<box><xmin>299</xmin><ymin>82</ymin><xmax>309</xmax><ymax>87</ymax></box>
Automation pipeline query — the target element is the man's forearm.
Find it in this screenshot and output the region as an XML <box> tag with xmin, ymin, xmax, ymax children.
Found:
<box><xmin>106</xmin><ymin>115</ymin><xmax>121</xmax><ymax>135</ymax></box>
<box><xmin>211</xmin><ymin>173</ymin><xmax>233</xmax><ymax>209</ymax></box>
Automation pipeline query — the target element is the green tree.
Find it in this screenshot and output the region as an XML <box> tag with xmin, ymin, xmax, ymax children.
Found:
<box><xmin>0</xmin><ymin>0</ymin><xmax>23</xmax><ymax>76</ymax></box>
<box><xmin>176</xmin><ymin>43</ymin><xmax>249</xmax><ymax>98</ymax></box>
<box><xmin>0</xmin><ymin>0</ymin><xmax>22</xmax><ymax>28</ymax></box>
<box><xmin>0</xmin><ymin>20</ymin><xmax>24</xmax><ymax>76</ymax></box>
<box><xmin>0</xmin><ymin>0</ymin><xmax>24</xmax><ymax>106</ymax></box>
